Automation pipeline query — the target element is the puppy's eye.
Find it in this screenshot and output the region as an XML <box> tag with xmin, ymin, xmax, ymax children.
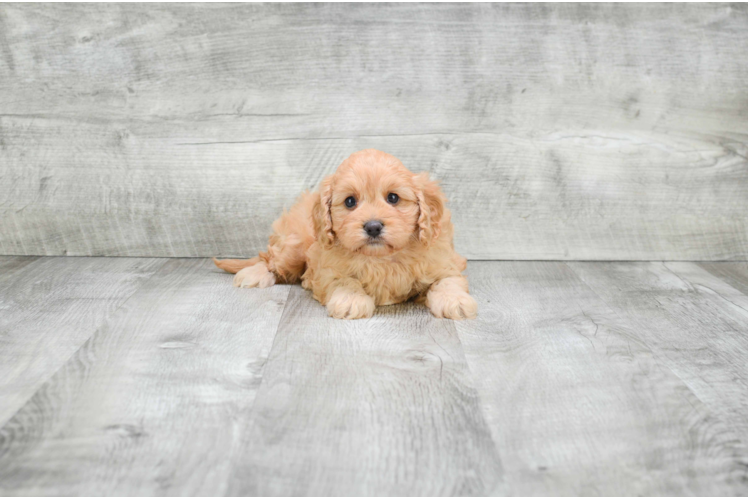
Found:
<box><xmin>344</xmin><ymin>196</ymin><xmax>357</xmax><ymax>209</ymax></box>
<box><xmin>387</xmin><ymin>193</ymin><xmax>399</xmax><ymax>204</ymax></box>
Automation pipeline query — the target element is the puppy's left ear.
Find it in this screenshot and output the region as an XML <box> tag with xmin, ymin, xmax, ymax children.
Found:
<box><xmin>414</xmin><ymin>172</ymin><xmax>446</xmax><ymax>245</ymax></box>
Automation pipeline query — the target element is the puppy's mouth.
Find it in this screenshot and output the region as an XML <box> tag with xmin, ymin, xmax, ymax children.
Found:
<box><xmin>355</xmin><ymin>237</ymin><xmax>394</xmax><ymax>253</ymax></box>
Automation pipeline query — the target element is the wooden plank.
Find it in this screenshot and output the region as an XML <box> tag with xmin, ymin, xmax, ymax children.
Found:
<box><xmin>455</xmin><ymin>261</ymin><xmax>748</xmax><ymax>495</ymax></box>
<box><xmin>1</xmin><ymin>130</ymin><xmax>747</xmax><ymax>260</ymax></box>
<box><xmin>1</xmin><ymin>3</ymin><xmax>747</xmax><ymax>259</ymax></box>
<box><xmin>0</xmin><ymin>259</ymin><xmax>290</xmax><ymax>495</ymax></box>
<box><xmin>698</xmin><ymin>262</ymin><xmax>748</xmax><ymax>296</ymax></box>
<box><xmin>0</xmin><ymin>257</ymin><xmax>164</xmax><ymax>427</ymax></box>
<box><xmin>568</xmin><ymin>262</ymin><xmax>748</xmax><ymax>454</ymax></box>
<box><xmin>0</xmin><ymin>256</ymin><xmax>39</xmax><ymax>287</ymax></box>
<box><xmin>226</xmin><ymin>286</ymin><xmax>504</xmax><ymax>496</ymax></box>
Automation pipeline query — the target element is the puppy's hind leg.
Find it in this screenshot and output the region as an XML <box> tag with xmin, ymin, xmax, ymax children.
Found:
<box><xmin>213</xmin><ymin>256</ymin><xmax>276</xmax><ymax>288</ymax></box>
<box><xmin>214</xmin><ymin>234</ymin><xmax>306</xmax><ymax>290</ymax></box>
<box><xmin>233</xmin><ymin>260</ymin><xmax>277</xmax><ymax>289</ymax></box>
<box><xmin>215</xmin><ymin>192</ymin><xmax>318</xmax><ymax>289</ymax></box>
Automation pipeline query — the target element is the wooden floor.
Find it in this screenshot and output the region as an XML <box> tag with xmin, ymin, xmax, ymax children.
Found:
<box><xmin>1</xmin><ymin>258</ymin><xmax>748</xmax><ymax>495</ymax></box>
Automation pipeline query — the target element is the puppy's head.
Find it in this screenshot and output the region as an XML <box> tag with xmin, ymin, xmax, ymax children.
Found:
<box><xmin>314</xmin><ymin>149</ymin><xmax>445</xmax><ymax>257</ymax></box>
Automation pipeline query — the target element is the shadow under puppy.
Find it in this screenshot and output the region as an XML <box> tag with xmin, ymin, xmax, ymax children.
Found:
<box><xmin>214</xmin><ymin>149</ymin><xmax>477</xmax><ymax>320</ymax></box>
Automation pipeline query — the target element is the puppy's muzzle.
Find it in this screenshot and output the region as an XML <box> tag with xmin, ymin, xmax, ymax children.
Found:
<box><xmin>363</xmin><ymin>220</ymin><xmax>384</xmax><ymax>238</ymax></box>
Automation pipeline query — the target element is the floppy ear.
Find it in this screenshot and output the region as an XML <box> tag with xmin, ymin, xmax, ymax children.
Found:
<box><xmin>314</xmin><ymin>174</ymin><xmax>335</xmax><ymax>248</ymax></box>
<box><xmin>414</xmin><ymin>172</ymin><xmax>446</xmax><ymax>245</ymax></box>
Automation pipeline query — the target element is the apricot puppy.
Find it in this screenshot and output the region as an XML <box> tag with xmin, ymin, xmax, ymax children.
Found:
<box><xmin>214</xmin><ymin>149</ymin><xmax>477</xmax><ymax>320</ymax></box>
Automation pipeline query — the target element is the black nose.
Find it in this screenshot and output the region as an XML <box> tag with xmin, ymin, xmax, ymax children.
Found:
<box><xmin>364</xmin><ymin>220</ymin><xmax>383</xmax><ymax>237</ymax></box>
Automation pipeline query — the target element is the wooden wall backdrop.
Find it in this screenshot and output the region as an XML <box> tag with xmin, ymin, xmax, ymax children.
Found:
<box><xmin>1</xmin><ymin>3</ymin><xmax>747</xmax><ymax>259</ymax></box>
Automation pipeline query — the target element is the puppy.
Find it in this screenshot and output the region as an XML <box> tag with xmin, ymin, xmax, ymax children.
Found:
<box><xmin>214</xmin><ymin>149</ymin><xmax>477</xmax><ymax>320</ymax></box>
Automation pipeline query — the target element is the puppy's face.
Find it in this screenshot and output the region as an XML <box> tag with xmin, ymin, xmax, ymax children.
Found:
<box><xmin>316</xmin><ymin>149</ymin><xmax>445</xmax><ymax>257</ymax></box>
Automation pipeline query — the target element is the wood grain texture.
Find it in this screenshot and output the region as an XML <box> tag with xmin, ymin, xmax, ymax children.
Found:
<box><xmin>227</xmin><ymin>286</ymin><xmax>504</xmax><ymax>496</ymax></box>
<box><xmin>0</xmin><ymin>259</ymin><xmax>290</xmax><ymax>495</ymax></box>
<box><xmin>455</xmin><ymin>261</ymin><xmax>748</xmax><ymax>495</ymax></box>
<box><xmin>698</xmin><ymin>262</ymin><xmax>748</xmax><ymax>296</ymax></box>
<box><xmin>1</xmin><ymin>3</ymin><xmax>747</xmax><ymax>259</ymax></box>
<box><xmin>0</xmin><ymin>256</ymin><xmax>164</xmax><ymax>427</ymax></box>
<box><xmin>568</xmin><ymin>262</ymin><xmax>748</xmax><ymax>453</ymax></box>
<box><xmin>3</xmin><ymin>259</ymin><xmax>748</xmax><ymax>494</ymax></box>
<box><xmin>0</xmin><ymin>256</ymin><xmax>39</xmax><ymax>280</ymax></box>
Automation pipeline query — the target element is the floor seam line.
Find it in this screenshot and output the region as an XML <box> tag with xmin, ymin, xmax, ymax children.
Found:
<box><xmin>563</xmin><ymin>261</ymin><xmax>748</xmax><ymax>456</ymax></box>
<box><xmin>0</xmin><ymin>257</ymin><xmax>171</xmax><ymax>431</ymax></box>
<box><xmin>449</xmin><ymin>300</ymin><xmax>509</xmax><ymax>494</ymax></box>
<box><xmin>218</xmin><ymin>284</ymin><xmax>294</xmax><ymax>496</ymax></box>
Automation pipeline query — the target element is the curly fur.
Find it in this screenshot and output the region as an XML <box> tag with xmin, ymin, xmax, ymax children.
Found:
<box><xmin>214</xmin><ymin>149</ymin><xmax>476</xmax><ymax>320</ymax></box>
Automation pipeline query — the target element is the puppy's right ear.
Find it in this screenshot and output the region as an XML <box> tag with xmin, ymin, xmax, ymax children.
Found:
<box><xmin>314</xmin><ymin>175</ymin><xmax>335</xmax><ymax>248</ymax></box>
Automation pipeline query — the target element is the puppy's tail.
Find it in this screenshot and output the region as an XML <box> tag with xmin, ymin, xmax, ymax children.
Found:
<box><xmin>213</xmin><ymin>257</ymin><xmax>261</xmax><ymax>274</ymax></box>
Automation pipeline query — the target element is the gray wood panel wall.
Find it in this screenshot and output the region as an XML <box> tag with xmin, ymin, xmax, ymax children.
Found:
<box><xmin>1</xmin><ymin>3</ymin><xmax>747</xmax><ymax>259</ymax></box>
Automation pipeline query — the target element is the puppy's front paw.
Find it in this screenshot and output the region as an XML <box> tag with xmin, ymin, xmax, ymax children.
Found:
<box><xmin>233</xmin><ymin>263</ymin><xmax>276</xmax><ymax>289</ymax></box>
<box><xmin>427</xmin><ymin>289</ymin><xmax>478</xmax><ymax>320</ymax></box>
<box><xmin>326</xmin><ymin>288</ymin><xmax>375</xmax><ymax>319</ymax></box>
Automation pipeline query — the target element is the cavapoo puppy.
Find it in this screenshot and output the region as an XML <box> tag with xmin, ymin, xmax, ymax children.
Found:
<box><xmin>214</xmin><ymin>149</ymin><xmax>477</xmax><ymax>320</ymax></box>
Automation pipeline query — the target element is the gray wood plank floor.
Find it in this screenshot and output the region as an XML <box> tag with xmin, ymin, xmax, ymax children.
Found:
<box><xmin>1</xmin><ymin>257</ymin><xmax>747</xmax><ymax>495</ymax></box>
<box><xmin>0</xmin><ymin>257</ymin><xmax>165</xmax><ymax>427</ymax></box>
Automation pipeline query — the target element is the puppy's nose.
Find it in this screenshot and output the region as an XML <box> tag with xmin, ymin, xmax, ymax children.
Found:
<box><xmin>364</xmin><ymin>220</ymin><xmax>384</xmax><ymax>237</ymax></box>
